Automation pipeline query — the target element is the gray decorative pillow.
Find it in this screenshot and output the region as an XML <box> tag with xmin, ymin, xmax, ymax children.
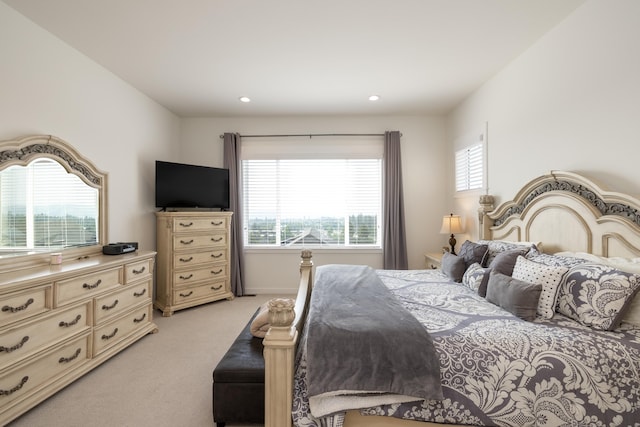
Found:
<box><xmin>458</xmin><ymin>240</ymin><xmax>489</xmax><ymax>269</ymax></box>
<box><xmin>486</xmin><ymin>271</ymin><xmax>542</xmax><ymax>321</ymax></box>
<box><xmin>557</xmin><ymin>263</ymin><xmax>640</xmax><ymax>330</ymax></box>
<box><xmin>441</xmin><ymin>252</ymin><xmax>466</xmax><ymax>283</ymax></box>
<box><xmin>478</xmin><ymin>240</ymin><xmax>536</xmax><ymax>267</ymax></box>
<box><xmin>511</xmin><ymin>256</ymin><xmax>568</xmax><ymax>319</ymax></box>
<box><xmin>462</xmin><ymin>262</ymin><xmax>491</xmax><ymax>295</ymax></box>
<box><xmin>489</xmin><ymin>249</ymin><xmax>529</xmax><ymax>277</ymax></box>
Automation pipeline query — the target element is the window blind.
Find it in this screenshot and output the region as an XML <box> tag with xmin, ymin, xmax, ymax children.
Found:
<box><xmin>455</xmin><ymin>143</ymin><xmax>484</xmax><ymax>192</ymax></box>
<box><xmin>240</xmin><ymin>136</ymin><xmax>382</xmax><ymax>248</ymax></box>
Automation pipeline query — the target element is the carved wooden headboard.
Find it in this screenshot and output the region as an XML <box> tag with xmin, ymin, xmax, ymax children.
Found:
<box><xmin>479</xmin><ymin>170</ymin><xmax>640</xmax><ymax>257</ymax></box>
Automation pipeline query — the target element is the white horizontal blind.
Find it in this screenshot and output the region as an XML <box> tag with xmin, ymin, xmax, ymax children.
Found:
<box><xmin>455</xmin><ymin>142</ymin><xmax>484</xmax><ymax>192</ymax></box>
<box><xmin>0</xmin><ymin>159</ymin><xmax>99</xmax><ymax>250</ymax></box>
<box><xmin>241</xmin><ymin>137</ymin><xmax>382</xmax><ymax>248</ymax></box>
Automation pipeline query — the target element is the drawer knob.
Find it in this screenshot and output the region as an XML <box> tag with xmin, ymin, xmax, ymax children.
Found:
<box><xmin>180</xmin><ymin>239</ymin><xmax>194</xmax><ymax>245</ymax></box>
<box><xmin>211</xmin><ymin>284</ymin><xmax>222</xmax><ymax>291</ymax></box>
<box><xmin>211</xmin><ymin>253</ymin><xmax>222</xmax><ymax>259</ymax></box>
<box><xmin>211</xmin><ymin>221</ymin><xmax>223</xmax><ymax>226</ymax></box>
<box><xmin>179</xmin><ymin>222</ymin><xmax>194</xmax><ymax>227</ymax></box>
<box><xmin>211</xmin><ymin>269</ymin><xmax>223</xmax><ymax>275</ymax></box>
<box><xmin>83</xmin><ymin>279</ymin><xmax>102</xmax><ymax>290</ymax></box>
<box><xmin>132</xmin><ymin>266</ymin><xmax>146</xmax><ymax>274</ymax></box>
<box><xmin>0</xmin><ymin>335</ymin><xmax>29</xmax><ymax>353</ymax></box>
<box><xmin>179</xmin><ymin>274</ymin><xmax>193</xmax><ymax>280</ymax></box>
<box><xmin>102</xmin><ymin>299</ymin><xmax>119</xmax><ymax>311</ymax></box>
<box><xmin>179</xmin><ymin>291</ymin><xmax>194</xmax><ymax>298</ymax></box>
<box><xmin>2</xmin><ymin>298</ymin><xmax>34</xmax><ymax>313</ymax></box>
<box><xmin>179</xmin><ymin>256</ymin><xmax>193</xmax><ymax>263</ymax></box>
<box><xmin>0</xmin><ymin>376</ymin><xmax>28</xmax><ymax>396</ymax></box>
<box><xmin>133</xmin><ymin>288</ymin><xmax>147</xmax><ymax>298</ymax></box>
<box><xmin>59</xmin><ymin>348</ymin><xmax>81</xmax><ymax>364</ymax></box>
<box><xmin>59</xmin><ymin>314</ymin><xmax>82</xmax><ymax>328</ymax></box>
<box><xmin>133</xmin><ymin>313</ymin><xmax>147</xmax><ymax>323</ymax></box>
<box><xmin>101</xmin><ymin>328</ymin><xmax>119</xmax><ymax>341</ymax></box>
<box><xmin>211</xmin><ymin>237</ymin><xmax>223</xmax><ymax>242</ymax></box>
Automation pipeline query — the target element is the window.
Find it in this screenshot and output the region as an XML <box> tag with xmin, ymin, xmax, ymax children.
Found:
<box><xmin>455</xmin><ymin>142</ymin><xmax>484</xmax><ymax>192</ymax></box>
<box><xmin>0</xmin><ymin>159</ymin><xmax>99</xmax><ymax>251</ymax></box>
<box><xmin>241</xmin><ymin>137</ymin><xmax>382</xmax><ymax>248</ymax></box>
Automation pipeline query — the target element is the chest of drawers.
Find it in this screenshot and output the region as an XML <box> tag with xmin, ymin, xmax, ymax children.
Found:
<box><xmin>155</xmin><ymin>211</ymin><xmax>234</xmax><ymax>316</ymax></box>
<box><xmin>0</xmin><ymin>251</ymin><xmax>157</xmax><ymax>425</ymax></box>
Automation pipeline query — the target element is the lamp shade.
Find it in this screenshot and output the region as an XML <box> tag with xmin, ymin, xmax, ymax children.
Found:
<box><xmin>440</xmin><ymin>214</ymin><xmax>464</xmax><ymax>234</ymax></box>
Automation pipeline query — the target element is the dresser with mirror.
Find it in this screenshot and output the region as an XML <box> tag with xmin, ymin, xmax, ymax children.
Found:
<box><xmin>0</xmin><ymin>135</ymin><xmax>157</xmax><ymax>425</ymax></box>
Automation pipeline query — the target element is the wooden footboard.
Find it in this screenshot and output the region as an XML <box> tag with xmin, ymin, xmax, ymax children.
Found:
<box><xmin>263</xmin><ymin>250</ymin><xmax>313</xmax><ymax>427</ymax></box>
<box><xmin>262</xmin><ymin>250</ymin><xmax>466</xmax><ymax>427</ymax></box>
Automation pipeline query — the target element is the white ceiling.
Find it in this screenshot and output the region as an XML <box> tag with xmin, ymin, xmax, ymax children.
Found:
<box><xmin>4</xmin><ymin>0</ymin><xmax>585</xmax><ymax>117</ymax></box>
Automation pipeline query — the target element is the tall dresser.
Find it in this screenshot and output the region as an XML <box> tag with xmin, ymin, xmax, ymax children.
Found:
<box><xmin>155</xmin><ymin>211</ymin><xmax>234</xmax><ymax>316</ymax></box>
<box><xmin>0</xmin><ymin>251</ymin><xmax>157</xmax><ymax>425</ymax></box>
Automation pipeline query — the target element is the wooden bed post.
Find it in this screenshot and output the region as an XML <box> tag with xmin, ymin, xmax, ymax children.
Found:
<box><xmin>478</xmin><ymin>194</ymin><xmax>494</xmax><ymax>239</ymax></box>
<box><xmin>263</xmin><ymin>250</ymin><xmax>313</xmax><ymax>427</ymax></box>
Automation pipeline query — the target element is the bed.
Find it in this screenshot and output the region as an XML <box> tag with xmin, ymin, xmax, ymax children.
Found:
<box><xmin>261</xmin><ymin>170</ymin><xmax>640</xmax><ymax>427</ymax></box>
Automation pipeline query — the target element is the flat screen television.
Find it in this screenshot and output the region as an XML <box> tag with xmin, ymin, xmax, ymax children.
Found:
<box><xmin>155</xmin><ymin>160</ymin><xmax>230</xmax><ymax>210</ymax></box>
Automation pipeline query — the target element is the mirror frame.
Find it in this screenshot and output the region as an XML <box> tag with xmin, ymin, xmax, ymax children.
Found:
<box><xmin>0</xmin><ymin>134</ymin><xmax>108</xmax><ymax>271</ymax></box>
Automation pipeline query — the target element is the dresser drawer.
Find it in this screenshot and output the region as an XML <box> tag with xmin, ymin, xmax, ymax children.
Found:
<box><xmin>172</xmin><ymin>248</ymin><xmax>227</xmax><ymax>269</ymax></box>
<box><xmin>0</xmin><ymin>285</ymin><xmax>52</xmax><ymax>327</ymax></box>
<box><xmin>55</xmin><ymin>268</ymin><xmax>123</xmax><ymax>307</ymax></box>
<box><xmin>172</xmin><ymin>233</ymin><xmax>227</xmax><ymax>251</ymax></box>
<box><xmin>0</xmin><ymin>334</ymin><xmax>90</xmax><ymax>408</ymax></box>
<box><xmin>0</xmin><ymin>302</ymin><xmax>91</xmax><ymax>371</ymax></box>
<box><xmin>94</xmin><ymin>280</ymin><xmax>151</xmax><ymax>324</ymax></box>
<box><xmin>124</xmin><ymin>259</ymin><xmax>153</xmax><ymax>284</ymax></box>
<box><xmin>93</xmin><ymin>305</ymin><xmax>152</xmax><ymax>356</ymax></box>
<box><xmin>172</xmin><ymin>216</ymin><xmax>228</xmax><ymax>232</ymax></box>
<box><xmin>173</xmin><ymin>264</ymin><xmax>227</xmax><ymax>286</ymax></box>
<box><xmin>173</xmin><ymin>279</ymin><xmax>228</xmax><ymax>303</ymax></box>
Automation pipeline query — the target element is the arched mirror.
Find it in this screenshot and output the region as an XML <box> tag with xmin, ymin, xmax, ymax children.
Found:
<box><xmin>0</xmin><ymin>135</ymin><xmax>107</xmax><ymax>269</ymax></box>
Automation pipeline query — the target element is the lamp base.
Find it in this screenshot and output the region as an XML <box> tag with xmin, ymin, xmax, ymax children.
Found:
<box><xmin>449</xmin><ymin>234</ymin><xmax>457</xmax><ymax>255</ymax></box>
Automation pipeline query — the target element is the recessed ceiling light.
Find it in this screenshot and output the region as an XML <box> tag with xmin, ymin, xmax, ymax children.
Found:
<box><xmin>239</xmin><ymin>96</ymin><xmax>251</xmax><ymax>103</ymax></box>
<box><xmin>369</xmin><ymin>95</ymin><xmax>380</xmax><ymax>101</ymax></box>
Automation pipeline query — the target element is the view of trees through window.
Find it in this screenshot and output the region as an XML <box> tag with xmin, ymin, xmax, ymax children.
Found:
<box><xmin>247</xmin><ymin>214</ymin><xmax>378</xmax><ymax>246</ymax></box>
<box><xmin>242</xmin><ymin>158</ymin><xmax>382</xmax><ymax>248</ymax></box>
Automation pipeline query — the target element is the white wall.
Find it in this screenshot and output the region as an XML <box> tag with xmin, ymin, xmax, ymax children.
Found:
<box><xmin>448</xmin><ymin>0</ymin><xmax>640</xmax><ymax>236</ymax></box>
<box><xmin>0</xmin><ymin>2</ymin><xmax>180</xmax><ymax>252</ymax></box>
<box><xmin>180</xmin><ymin>115</ymin><xmax>449</xmax><ymax>293</ymax></box>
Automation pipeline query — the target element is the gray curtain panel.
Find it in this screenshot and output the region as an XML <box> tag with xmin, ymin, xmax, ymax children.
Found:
<box><xmin>383</xmin><ymin>130</ymin><xmax>408</xmax><ymax>269</ymax></box>
<box><xmin>223</xmin><ymin>132</ymin><xmax>245</xmax><ymax>296</ymax></box>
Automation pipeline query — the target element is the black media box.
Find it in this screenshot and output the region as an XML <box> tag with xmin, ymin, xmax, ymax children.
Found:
<box><xmin>102</xmin><ymin>242</ymin><xmax>138</xmax><ymax>255</ymax></box>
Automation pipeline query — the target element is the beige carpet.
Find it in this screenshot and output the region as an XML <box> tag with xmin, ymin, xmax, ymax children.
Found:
<box><xmin>7</xmin><ymin>294</ymin><xmax>289</xmax><ymax>427</ymax></box>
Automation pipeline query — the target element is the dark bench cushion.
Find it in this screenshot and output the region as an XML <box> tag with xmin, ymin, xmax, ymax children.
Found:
<box><xmin>213</xmin><ymin>308</ymin><xmax>265</xmax><ymax>426</ymax></box>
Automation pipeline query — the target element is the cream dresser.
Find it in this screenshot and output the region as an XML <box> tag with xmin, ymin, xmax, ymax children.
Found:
<box><xmin>155</xmin><ymin>211</ymin><xmax>234</xmax><ymax>316</ymax></box>
<box><xmin>0</xmin><ymin>250</ymin><xmax>157</xmax><ymax>425</ymax></box>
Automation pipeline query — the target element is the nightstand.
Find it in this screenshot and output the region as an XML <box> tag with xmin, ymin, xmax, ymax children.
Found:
<box><xmin>424</xmin><ymin>252</ymin><xmax>444</xmax><ymax>269</ymax></box>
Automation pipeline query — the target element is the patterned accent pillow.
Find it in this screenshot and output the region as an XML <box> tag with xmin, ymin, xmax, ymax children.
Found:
<box><xmin>478</xmin><ymin>240</ymin><xmax>536</xmax><ymax>267</ymax></box>
<box><xmin>511</xmin><ymin>256</ymin><xmax>568</xmax><ymax>319</ymax></box>
<box><xmin>458</xmin><ymin>240</ymin><xmax>489</xmax><ymax>269</ymax></box>
<box><xmin>557</xmin><ymin>263</ymin><xmax>640</xmax><ymax>330</ymax></box>
<box><xmin>525</xmin><ymin>251</ymin><xmax>588</xmax><ymax>269</ymax></box>
<box><xmin>462</xmin><ymin>262</ymin><xmax>491</xmax><ymax>294</ymax></box>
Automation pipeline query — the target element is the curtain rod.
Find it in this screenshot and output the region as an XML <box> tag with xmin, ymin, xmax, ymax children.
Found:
<box><xmin>219</xmin><ymin>133</ymin><xmax>399</xmax><ymax>139</ymax></box>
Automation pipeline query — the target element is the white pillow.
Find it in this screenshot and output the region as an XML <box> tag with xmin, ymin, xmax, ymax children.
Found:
<box><xmin>511</xmin><ymin>256</ymin><xmax>568</xmax><ymax>319</ymax></box>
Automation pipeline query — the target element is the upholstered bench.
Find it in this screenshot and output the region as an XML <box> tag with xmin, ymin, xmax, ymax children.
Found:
<box><xmin>212</xmin><ymin>309</ymin><xmax>265</xmax><ymax>427</ymax></box>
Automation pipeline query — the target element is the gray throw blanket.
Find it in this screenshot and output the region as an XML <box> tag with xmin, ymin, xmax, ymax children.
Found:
<box><xmin>306</xmin><ymin>265</ymin><xmax>442</xmax><ymax>417</ymax></box>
